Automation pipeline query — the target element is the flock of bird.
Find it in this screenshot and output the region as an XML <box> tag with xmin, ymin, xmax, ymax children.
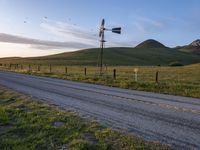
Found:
<box><xmin>22</xmin><ymin>16</ymin><xmax>97</xmax><ymax>37</ymax></box>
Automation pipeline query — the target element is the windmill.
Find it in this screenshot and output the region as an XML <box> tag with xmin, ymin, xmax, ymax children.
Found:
<box><xmin>98</xmin><ymin>19</ymin><xmax>121</xmax><ymax>75</ymax></box>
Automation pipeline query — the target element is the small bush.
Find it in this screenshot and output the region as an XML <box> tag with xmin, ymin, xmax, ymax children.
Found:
<box><xmin>168</xmin><ymin>61</ymin><xmax>183</xmax><ymax>67</ymax></box>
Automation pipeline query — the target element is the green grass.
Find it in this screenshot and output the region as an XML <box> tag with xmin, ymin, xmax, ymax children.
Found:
<box><xmin>0</xmin><ymin>47</ymin><xmax>200</xmax><ymax>66</ymax></box>
<box><xmin>0</xmin><ymin>86</ymin><xmax>172</xmax><ymax>150</ymax></box>
<box><xmin>1</xmin><ymin>63</ymin><xmax>200</xmax><ymax>99</ymax></box>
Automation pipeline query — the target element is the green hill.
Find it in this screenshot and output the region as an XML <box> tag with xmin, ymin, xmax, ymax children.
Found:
<box><xmin>0</xmin><ymin>47</ymin><xmax>200</xmax><ymax>66</ymax></box>
<box><xmin>135</xmin><ymin>39</ymin><xmax>167</xmax><ymax>49</ymax></box>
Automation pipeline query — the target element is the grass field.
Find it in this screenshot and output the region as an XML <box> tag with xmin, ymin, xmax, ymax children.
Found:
<box><xmin>1</xmin><ymin>63</ymin><xmax>200</xmax><ymax>99</ymax></box>
<box><xmin>0</xmin><ymin>86</ymin><xmax>172</xmax><ymax>150</ymax></box>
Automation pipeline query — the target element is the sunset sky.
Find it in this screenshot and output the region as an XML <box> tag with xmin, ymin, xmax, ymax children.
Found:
<box><xmin>0</xmin><ymin>0</ymin><xmax>200</xmax><ymax>57</ymax></box>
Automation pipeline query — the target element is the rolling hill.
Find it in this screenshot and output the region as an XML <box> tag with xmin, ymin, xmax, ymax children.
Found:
<box><xmin>1</xmin><ymin>45</ymin><xmax>200</xmax><ymax>66</ymax></box>
<box><xmin>135</xmin><ymin>39</ymin><xmax>167</xmax><ymax>49</ymax></box>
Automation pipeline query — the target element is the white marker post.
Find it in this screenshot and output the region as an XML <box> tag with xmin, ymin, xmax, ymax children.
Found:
<box><xmin>134</xmin><ymin>68</ymin><xmax>138</xmax><ymax>82</ymax></box>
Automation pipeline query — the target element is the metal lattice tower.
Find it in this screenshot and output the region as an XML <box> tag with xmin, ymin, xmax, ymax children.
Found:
<box><xmin>98</xmin><ymin>19</ymin><xmax>121</xmax><ymax>75</ymax></box>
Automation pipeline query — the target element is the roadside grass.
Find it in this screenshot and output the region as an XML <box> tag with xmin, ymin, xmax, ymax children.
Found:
<box><xmin>1</xmin><ymin>64</ymin><xmax>200</xmax><ymax>99</ymax></box>
<box><xmin>0</xmin><ymin>86</ymin><xmax>172</xmax><ymax>150</ymax></box>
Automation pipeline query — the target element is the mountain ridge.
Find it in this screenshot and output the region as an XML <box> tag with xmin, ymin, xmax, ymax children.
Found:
<box><xmin>177</xmin><ymin>39</ymin><xmax>200</xmax><ymax>54</ymax></box>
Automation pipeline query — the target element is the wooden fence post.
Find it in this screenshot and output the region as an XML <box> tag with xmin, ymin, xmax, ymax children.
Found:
<box><xmin>113</xmin><ymin>69</ymin><xmax>116</xmax><ymax>79</ymax></box>
<box><xmin>38</xmin><ymin>65</ymin><xmax>40</xmax><ymax>72</ymax></box>
<box><xmin>65</xmin><ymin>67</ymin><xmax>68</xmax><ymax>74</ymax></box>
<box><xmin>49</xmin><ymin>64</ymin><xmax>52</xmax><ymax>73</ymax></box>
<box><xmin>156</xmin><ymin>71</ymin><xmax>159</xmax><ymax>83</ymax></box>
<box><xmin>29</xmin><ymin>64</ymin><xmax>31</xmax><ymax>72</ymax></box>
<box><xmin>84</xmin><ymin>67</ymin><xmax>87</xmax><ymax>76</ymax></box>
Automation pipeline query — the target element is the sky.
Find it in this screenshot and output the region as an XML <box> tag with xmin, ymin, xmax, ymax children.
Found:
<box><xmin>0</xmin><ymin>0</ymin><xmax>200</xmax><ymax>57</ymax></box>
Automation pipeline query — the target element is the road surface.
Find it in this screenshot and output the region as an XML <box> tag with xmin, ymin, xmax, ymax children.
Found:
<box><xmin>0</xmin><ymin>71</ymin><xmax>200</xmax><ymax>149</ymax></box>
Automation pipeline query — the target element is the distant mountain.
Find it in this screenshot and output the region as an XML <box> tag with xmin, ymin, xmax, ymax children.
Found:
<box><xmin>135</xmin><ymin>39</ymin><xmax>167</xmax><ymax>49</ymax></box>
<box><xmin>190</xmin><ymin>39</ymin><xmax>200</xmax><ymax>47</ymax></box>
<box><xmin>178</xmin><ymin>39</ymin><xmax>200</xmax><ymax>54</ymax></box>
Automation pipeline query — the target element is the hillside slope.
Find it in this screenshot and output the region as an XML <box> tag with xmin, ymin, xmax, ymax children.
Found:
<box><xmin>135</xmin><ymin>39</ymin><xmax>167</xmax><ymax>49</ymax></box>
<box><xmin>0</xmin><ymin>47</ymin><xmax>200</xmax><ymax>66</ymax></box>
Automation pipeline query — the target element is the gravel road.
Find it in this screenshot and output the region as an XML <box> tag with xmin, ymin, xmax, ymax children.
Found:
<box><xmin>0</xmin><ymin>71</ymin><xmax>200</xmax><ymax>149</ymax></box>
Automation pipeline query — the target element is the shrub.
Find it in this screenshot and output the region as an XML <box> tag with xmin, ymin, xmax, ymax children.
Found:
<box><xmin>168</xmin><ymin>61</ymin><xmax>183</xmax><ymax>67</ymax></box>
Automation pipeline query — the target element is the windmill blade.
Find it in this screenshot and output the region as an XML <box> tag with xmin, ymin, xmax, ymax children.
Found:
<box><xmin>112</xmin><ymin>27</ymin><xmax>121</xmax><ymax>34</ymax></box>
<box><xmin>99</xmin><ymin>30</ymin><xmax>102</xmax><ymax>37</ymax></box>
<box><xmin>99</xmin><ymin>19</ymin><xmax>105</xmax><ymax>37</ymax></box>
<box><xmin>101</xmin><ymin>19</ymin><xmax>105</xmax><ymax>27</ymax></box>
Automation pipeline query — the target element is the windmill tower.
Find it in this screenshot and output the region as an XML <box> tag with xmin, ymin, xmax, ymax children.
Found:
<box><xmin>98</xmin><ymin>19</ymin><xmax>121</xmax><ymax>75</ymax></box>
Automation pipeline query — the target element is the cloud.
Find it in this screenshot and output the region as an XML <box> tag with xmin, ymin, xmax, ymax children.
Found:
<box><xmin>0</xmin><ymin>33</ymin><xmax>94</xmax><ymax>50</ymax></box>
<box><xmin>133</xmin><ymin>16</ymin><xmax>164</xmax><ymax>33</ymax></box>
<box><xmin>40</xmin><ymin>21</ymin><xmax>99</xmax><ymax>46</ymax></box>
<box><xmin>138</xmin><ymin>17</ymin><xmax>163</xmax><ymax>28</ymax></box>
